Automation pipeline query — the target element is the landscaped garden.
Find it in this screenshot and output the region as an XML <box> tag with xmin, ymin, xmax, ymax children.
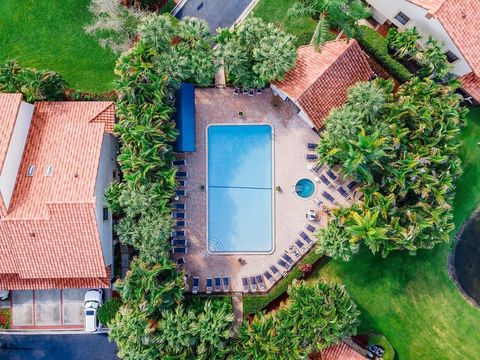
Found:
<box><xmin>0</xmin><ymin>0</ymin><xmax>117</xmax><ymax>92</ymax></box>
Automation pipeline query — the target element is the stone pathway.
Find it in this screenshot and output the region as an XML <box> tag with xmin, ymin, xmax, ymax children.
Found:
<box><xmin>232</xmin><ymin>292</ymin><xmax>244</xmax><ymax>338</ymax></box>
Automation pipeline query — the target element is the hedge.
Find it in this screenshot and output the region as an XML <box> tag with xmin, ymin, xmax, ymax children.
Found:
<box><xmin>355</xmin><ymin>25</ymin><xmax>412</xmax><ymax>83</ymax></box>
<box><xmin>243</xmin><ymin>245</ymin><xmax>326</xmax><ymax>315</ymax></box>
<box><xmin>98</xmin><ymin>298</ymin><xmax>122</xmax><ymax>326</ymax></box>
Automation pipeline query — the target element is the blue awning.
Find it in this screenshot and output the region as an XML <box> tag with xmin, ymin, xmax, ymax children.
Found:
<box><xmin>173</xmin><ymin>83</ymin><xmax>196</xmax><ymax>153</ymax></box>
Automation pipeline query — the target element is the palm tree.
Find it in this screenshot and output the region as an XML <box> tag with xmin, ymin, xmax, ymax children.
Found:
<box><xmin>288</xmin><ymin>0</ymin><xmax>370</xmax><ymax>51</ymax></box>
<box><xmin>387</xmin><ymin>27</ymin><xmax>421</xmax><ymax>59</ymax></box>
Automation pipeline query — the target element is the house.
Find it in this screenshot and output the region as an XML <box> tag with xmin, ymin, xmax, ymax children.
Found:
<box><xmin>312</xmin><ymin>342</ymin><xmax>367</xmax><ymax>360</ymax></box>
<box><xmin>0</xmin><ymin>93</ymin><xmax>117</xmax><ymax>328</ymax></box>
<box><xmin>365</xmin><ymin>0</ymin><xmax>480</xmax><ymax>102</ymax></box>
<box><xmin>271</xmin><ymin>39</ymin><xmax>374</xmax><ymax>131</ymax></box>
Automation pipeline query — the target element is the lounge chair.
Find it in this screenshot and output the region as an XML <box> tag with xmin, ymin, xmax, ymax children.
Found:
<box><xmin>326</xmin><ymin>169</ymin><xmax>338</xmax><ymax>181</ymax></box>
<box><xmin>206</xmin><ymin>278</ymin><xmax>213</xmax><ymax>294</ymax></box>
<box><xmin>307</xmin><ymin>143</ymin><xmax>317</xmax><ymax>150</ymax></box>
<box><xmin>173</xmin><ymin>159</ymin><xmax>186</xmax><ymax>166</ymax></box>
<box><xmin>177</xmin><ymin>180</ymin><xmax>185</xmax><ymax>187</ymax></box>
<box><xmin>299</xmin><ymin>231</ymin><xmax>313</xmax><ymax>245</ymax></box>
<box><xmin>248</xmin><ymin>88</ymin><xmax>255</xmax><ymax>96</ymax></box>
<box><xmin>269</xmin><ymin>264</ymin><xmax>281</xmax><ymax>279</ymax></box>
<box><xmin>223</xmin><ymin>277</ymin><xmax>230</xmax><ymax>292</ymax></box>
<box><xmin>175</xmin><ymin>220</ymin><xmax>186</xmax><ymax>228</ymax></box>
<box><xmin>234</xmin><ymin>86</ymin><xmax>240</xmax><ymax>95</ymax></box>
<box><xmin>176</xmin><ymin>171</ymin><xmax>187</xmax><ymax>178</ymax></box>
<box><xmin>306</xmin><ymin>154</ymin><xmax>318</xmax><ymax>161</ymax></box>
<box><xmin>256</xmin><ymin>274</ymin><xmax>266</xmax><ymax>291</ymax></box>
<box><xmin>176</xmin><ymin>189</ymin><xmax>186</xmax><ymax>197</ymax></box>
<box><xmin>347</xmin><ymin>180</ymin><xmax>358</xmax><ymax>191</ymax></box>
<box><xmin>322</xmin><ymin>190</ymin><xmax>337</xmax><ymax>205</ymax></box>
<box><xmin>172</xmin><ymin>212</ymin><xmax>185</xmax><ymax>219</ymax></box>
<box><xmin>256</xmin><ymin>88</ymin><xmax>263</xmax><ymax>94</ymax></box>
<box><xmin>192</xmin><ymin>277</ymin><xmax>200</xmax><ymax>294</ymax></box>
<box><xmin>249</xmin><ymin>276</ymin><xmax>257</xmax><ymax>292</ymax></box>
<box><xmin>289</xmin><ymin>245</ymin><xmax>301</xmax><ymax>259</ymax></box>
<box><xmin>173</xmin><ymin>247</ymin><xmax>187</xmax><ymax>254</ymax></box>
<box><xmin>176</xmin><ymin>257</ymin><xmax>185</xmax><ymax>267</ymax></box>
<box><xmin>277</xmin><ymin>258</ymin><xmax>291</xmax><ymax>271</ymax></box>
<box><xmin>171</xmin><ymin>239</ymin><xmax>187</xmax><ymax>246</ymax></box>
<box><xmin>242</xmin><ymin>88</ymin><xmax>249</xmax><ymax>95</ymax></box>
<box><xmin>242</xmin><ymin>277</ymin><xmax>249</xmax><ymax>293</ymax></box>
<box><xmin>282</xmin><ymin>252</ymin><xmax>295</xmax><ymax>265</ymax></box>
<box><xmin>171</xmin><ymin>230</ymin><xmax>185</xmax><ymax>238</ymax></box>
<box><xmin>306</xmin><ymin>224</ymin><xmax>317</xmax><ymax>233</ymax></box>
<box><xmin>174</xmin><ymin>203</ymin><xmax>186</xmax><ymax>210</ymax></box>
<box><xmin>337</xmin><ymin>186</ymin><xmax>349</xmax><ymax>199</ymax></box>
<box><xmin>319</xmin><ymin>174</ymin><xmax>331</xmax><ymax>186</ymax></box>
<box><xmin>295</xmin><ymin>239</ymin><xmax>307</xmax><ymax>253</ymax></box>
<box><xmin>214</xmin><ymin>277</ymin><xmax>222</xmax><ymax>292</ymax></box>
<box><xmin>263</xmin><ymin>270</ymin><xmax>275</xmax><ymax>284</ymax></box>
<box><xmin>309</xmin><ymin>163</ymin><xmax>322</xmax><ymax>174</ymax></box>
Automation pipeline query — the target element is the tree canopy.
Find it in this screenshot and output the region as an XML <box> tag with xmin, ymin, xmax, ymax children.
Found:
<box><xmin>316</xmin><ymin>77</ymin><xmax>465</xmax><ymax>258</ymax></box>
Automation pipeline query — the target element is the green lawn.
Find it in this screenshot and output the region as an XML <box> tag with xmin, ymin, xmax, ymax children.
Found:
<box><xmin>311</xmin><ymin>107</ymin><xmax>480</xmax><ymax>360</ymax></box>
<box><xmin>251</xmin><ymin>0</ymin><xmax>318</xmax><ymax>46</ymax></box>
<box><xmin>0</xmin><ymin>0</ymin><xmax>117</xmax><ymax>93</ymax></box>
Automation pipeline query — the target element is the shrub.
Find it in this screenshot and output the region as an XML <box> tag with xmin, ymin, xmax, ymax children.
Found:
<box><xmin>355</xmin><ymin>25</ymin><xmax>412</xmax><ymax>83</ymax></box>
<box><xmin>0</xmin><ymin>308</ymin><xmax>11</xmax><ymax>329</ymax></box>
<box><xmin>98</xmin><ymin>298</ymin><xmax>122</xmax><ymax>325</ymax></box>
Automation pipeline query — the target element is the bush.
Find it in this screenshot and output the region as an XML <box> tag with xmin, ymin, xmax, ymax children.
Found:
<box><xmin>355</xmin><ymin>25</ymin><xmax>412</xmax><ymax>83</ymax></box>
<box><xmin>98</xmin><ymin>298</ymin><xmax>122</xmax><ymax>326</ymax></box>
<box><xmin>0</xmin><ymin>308</ymin><xmax>11</xmax><ymax>329</ymax></box>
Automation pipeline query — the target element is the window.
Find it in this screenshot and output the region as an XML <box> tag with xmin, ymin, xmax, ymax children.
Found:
<box><xmin>26</xmin><ymin>165</ymin><xmax>35</xmax><ymax>177</ymax></box>
<box><xmin>394</xmin><ymin>11</ymin><xmax>410</xmax><ymax>25</ymax></box>
<box><xmin>445</xmin><ymin>50</ymin><xmax>459</xmax><ymax>63</ymax></box>
<box><xmin>45</xmin><ymin>164</ymin><xmax>53</xmax><ymax>176</ymax></box>
<box><xmin>103</xmin><ymin>207</ymin><xmax>109</xmax><ymax>221</ymax></box>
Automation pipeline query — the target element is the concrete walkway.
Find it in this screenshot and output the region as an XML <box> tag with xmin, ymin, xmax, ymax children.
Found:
<box><xmin>232</xmin><ymin>293</ymin><xmax>243</xmax><ymax>338</ymax></box>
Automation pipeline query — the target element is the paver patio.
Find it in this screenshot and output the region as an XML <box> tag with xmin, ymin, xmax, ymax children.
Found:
<box><xmin>174</xmin><ymin>88</ymin><xmax>353</xmax><ymax>293</ymax></box>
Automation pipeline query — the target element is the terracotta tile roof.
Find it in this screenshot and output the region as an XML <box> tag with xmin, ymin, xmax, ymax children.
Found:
<box><xmin>407</xmin><ymin>0</ymin><xmax>480</xmax><ymax>76</ymax></box>
<box><xmin>0</xmin><ymin>93</ymin><xmax>22</xmax><ymax>173</ymax></box>
<box><xmin>317</xmin><ymin>342</ymin><xmax>366</xmax><ymax>360</ymax></box>
<box><xmin>460</xmin><ymin>72</ymin><xmax>480</xmax><ymax>101</ymax></box>
<box><xmin>272</xmin><ymin>40</ymin><xmax>373</xmax><ymax>129</ymax></box>
<box><xmin>0</xmin><ymin>100</ymin><xmax>115</xmax><ymax>290</ymax></box>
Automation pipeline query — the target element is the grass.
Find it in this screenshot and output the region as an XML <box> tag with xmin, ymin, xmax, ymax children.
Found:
<box><xmin>0</xmin><ymin>0</ymin><xmax>117</xmax><ymax>93</ymax></box>
<box><xmin>310</xmin><ymin>107</ymin><xmax>480</xmax><ymax>359</ymax></box>
<box><xmin>251</xmin><ymin>0</ymin><xmax>318</xmax><ymax>46</ymax></box>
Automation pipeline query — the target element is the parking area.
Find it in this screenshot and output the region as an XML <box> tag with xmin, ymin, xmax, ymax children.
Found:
<box><xmin>10</xmin><ymin>289</ymin><xmax>85</xmax><ymax>329</ymax></box>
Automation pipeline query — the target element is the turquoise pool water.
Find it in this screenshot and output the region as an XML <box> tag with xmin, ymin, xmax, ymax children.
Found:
<box><xmin>295</xmin><ymin>178</ymin><xmax>315</xmax><ymax>198</ymax></box>
<box><xmin>207</xmin><ymin>124</ymin><xmax>273</xmax><ymax>252</ymax></box>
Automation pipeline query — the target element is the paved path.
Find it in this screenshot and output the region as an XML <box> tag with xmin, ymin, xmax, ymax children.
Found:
<box><xmin>175</xmin><ymin>0</ymin><xmax>254</xmax><ymax>31</ymax></box>
<box><xmin>0</xmin><ymin>333</ymin><xmax>119</xmax><ymax>360</ymax></box>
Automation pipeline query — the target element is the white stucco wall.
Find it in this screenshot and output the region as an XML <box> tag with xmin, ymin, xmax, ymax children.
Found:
<box><xmin>366</xmin><ymin>0</ymin><xmax>472</xmax><ymax>76</ymax></box>
<box><xmin>0</xmin><ymin>101</ymin><xmax>34</xmax><ymax>210</ymax></box>
<box><xmin>94</xmin><ymin>133</ymin><xmax>118</xmax><ymax>269</ymax></box>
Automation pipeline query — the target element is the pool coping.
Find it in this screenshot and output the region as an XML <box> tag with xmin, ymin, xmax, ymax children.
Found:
<box><xmin>205</xmin><ymin>123</ymin><xmax>276</xmax><ymax>255</ymax></box>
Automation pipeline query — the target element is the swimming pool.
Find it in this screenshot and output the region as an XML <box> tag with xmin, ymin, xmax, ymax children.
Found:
<box><xmin>207</xmin><ymin>124</ymin><xmax>273</xmax><ymax>253</ymax></box>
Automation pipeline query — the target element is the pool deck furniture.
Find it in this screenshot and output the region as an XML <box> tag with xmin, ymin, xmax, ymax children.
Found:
<box><xmin>223</xmin><ymin>277</ymin><xmax>230</xmax><ymax>292</ymax></box>
<box><xmin>192</xmin><ymin>277</ymin><xmax>200</xmax><ymax>294</ymax></box>
<box><xmin>319</xmin><ymin>174</ymin><xmax>331</xmax><ymax>186</ymax></box>
<box><xmin>175</xmin><ymin>189</ymin><xmax>186</xmax><ymax>197</ymax></box>
<box><xmin>256</xmin><ymin>274</ymin><xmax>266</xmax><ymax>291</ymax></box>
<box><xmin>171</xmin><ymin>230</ymin><xmax>185</xmax><ymax>238</ymax></box>
<box><xmin>176</xmin><ymin>171</ymin><xmax>188</xmax><ymax>178</ymax></box>
<box><xmin>172</xmin><ymin>212</ymin><xmax>186</xmax><ymax>219</ymax></box>
<box><xmin>177</xmin><ymin>180</ymin><xmax>186</xmax><ymax>187</ymax></box>
<box><xmin>176</xmin><ymin>257</ymin><xmax>186</xmax><ymax>267</ymax></box>
<box><xmin>306</xmin><ymin>224</ymin><xmax>317</xmax><ymax>233</ymax></box>
<box><xmin>326</xmin><ymin>168</ymin><xmax>338</xmax><ymax>181</ymax></box>
<box><xmin>306</xmin><ymin>154</ymin><xmax>318</xmax><ymax>161</ymax></box>
<box><xmin>263</xmin><ymin>270</ymin><xmax>275</xmax><ymax>284</ymax></box>
<box><xmin>347</xmin><ymin>180</ymin><xmax>357</xmax><ymax>191</ymax></box>
<box><xmin>214</xmin><ymin>277</ymin><xmax>222</xmax><ymax>292</ymax></box>
<box><xmin>173</xmin><ymin>159</ymin><xmax>186</xmax><ymax>166</ymax></box>
<box><xmin>173</xmin><ymin>247</ymin><xmax>187</xmax><ymax>254</ymax></box>
<box><xmin>307</xmin><ymin>143</ymin><xmax>317</xmax><ymax>150</ymax></box>
<box><xmin>242</xmin><ymin>277</ymin><xmax>249</xmax><ymax>293</ymax></box>
<box><xmin>206</xmin><ymin>278</ymin><xmax>213</xmax><ymax>294</ymax></box>
<box><xmin>269</xmin><ymin>264</ymin><xmax>281</xmax><ymax>279</ymax></box>
<box><xmin>313</xmin><ymin>197</ymin><xmax>323</xmax><ymax>207</ymax></box>
<box><xmin>278</xmin><ymin>258</ymin><xmax>291</xmax><ymax>271</ymax></box>
<box><xmin>282</xmin><ymin>252</ymin><xmax>295</xmax><ymax>265</ymax></box>
<box><xmin>249</xmin><ymin>276</ymin><xmax>257</xmax><ymax>292</ymax></box>
<box><xmin>289</xmin><ymin>245</ymin><xmax>301</xmax><ymax>259</ymax></box>
<box><xmin>299</xmin><ymin>231</ymin><xmax>313</xmax><ymax>245</ymax></box>
<box><xmin>295</xmin><ymin>239</ymin><xmax>307</xmax><ymax>253</ymax></box>
<box><xmin>175</xmin><ymin>220</ymin><xmax>186</xmax><ymax>228</ymax></box>
<box><xmin>337</xmin><ymin>186</ymin><xmax>350</xmax><ymax>199</ymax></box>
<box><xmin>174</xmin><ymin>203</ymin><xmax>186</xmax><ymax>210</ymax></box>
<box><xmin>172</xmin><ymin>239</ymin><xmax>188</xmax><ymax>246</ymax></box>
<box><xmin>322</xmin><ymin>190</ymin><xmax>337</xmax><ymax>205</ymax></box>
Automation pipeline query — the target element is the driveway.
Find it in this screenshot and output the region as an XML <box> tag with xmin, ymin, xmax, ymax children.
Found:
<box><xmin>175</xmin><ymin>0</ymin><xmax>254</xmax><ymax>31</ymax></box>
<box><xmin>0</xmin><ymin>333</ymin><xmax>119</xmax><ymax>360</ymax></box>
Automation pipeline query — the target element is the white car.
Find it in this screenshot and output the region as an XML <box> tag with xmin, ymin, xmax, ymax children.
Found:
<box><xmin>84</xmin><ymin>289</ymin><xmax>103</xmax><ymax>332</ymax></box>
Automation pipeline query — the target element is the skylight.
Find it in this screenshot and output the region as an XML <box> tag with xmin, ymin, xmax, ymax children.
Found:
<box><xmin>26</xmin><ymin>165</ymin><xmax>35</xmax><ymax>177</ymax></box>
<box><xmin>45</xmin><ymin>164</ymin><xmax>53</xmax><ymax>176</ymax></box>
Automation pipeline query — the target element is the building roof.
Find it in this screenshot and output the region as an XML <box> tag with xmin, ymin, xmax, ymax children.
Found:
<box><xmin>272</xmin><ymin>40</ymin><xmax>373</xmax><ymax>129</ymax></box>
<box><xmin>317</xmin><ymin>342</ymin><xmax>366</xmax><ymax>360</ymax></box>
<box><xmin>0</xmin><ymin>99</ymin><xmax>115</xmax><ymax>290</ymax></box>
<box><xmin>0</xmin><ymin>93</ymin><xmax>22</xmax><ymax>173</ymax></box>
<box><xmin>407</xmin><ymin>0</ymin><xmax>480</xmax><ymax>76</ymax></box>
<box><xmin>460</xmin><ymin>72</ymin><xmax>480</xmax><ymax>101</ymax></box>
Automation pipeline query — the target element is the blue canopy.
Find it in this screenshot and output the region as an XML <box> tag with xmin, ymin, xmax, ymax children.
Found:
<box><xmin>173</xmin><ymin>83</ymin><xmax>196</xmax><ymax>153</ymax></box>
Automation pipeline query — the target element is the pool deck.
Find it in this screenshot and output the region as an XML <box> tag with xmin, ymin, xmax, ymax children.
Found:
<box><xmin>174</xmin><ymin>88</ymin><xmax>353</xmax><ymax>293</ymax></box>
